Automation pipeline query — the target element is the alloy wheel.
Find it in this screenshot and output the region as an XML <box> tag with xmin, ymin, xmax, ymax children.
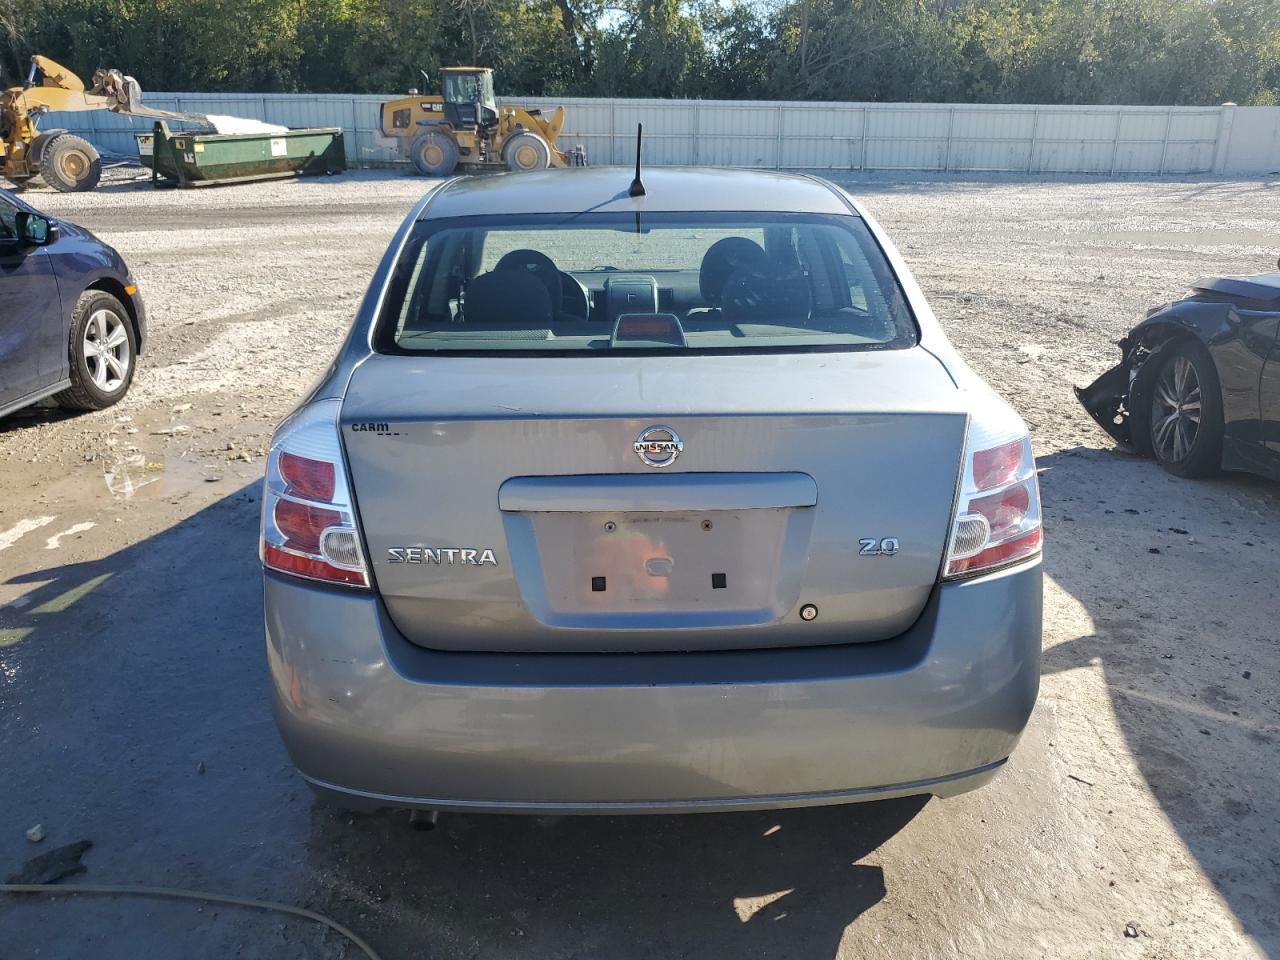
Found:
<box><xmin>83</xmin><ymin>308</ymin><xmax>131</xmax><ymax>393</ymax></box>
<box><xmin>1150</xmin><ymin>354</ymin><xmax>1201</xmax><ymax>462</ymax></box>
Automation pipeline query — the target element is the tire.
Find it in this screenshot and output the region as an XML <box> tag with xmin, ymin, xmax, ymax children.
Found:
<box><xmin>38</xmin><ymin>134</ymin><xmax>102</xmax><ymax>192</ymax></box>
<box><xmin>1143</xmin><ymin>338</ymin><xmax>1223</xmax><ymax>478</ymax></box>
<box><xmin>502</xmin><ymin>131</ymin><xmax>551</xmax><ymax>172</ymax></box>
<box><xmin>410</xmin><ymin>131</ymin><xmax>459</xmax><ymax>177</ymax></box>
<box><xmin>54</xmin><ymin>290</ymin><xmax>137</xmax><ymax>411</ymax></box>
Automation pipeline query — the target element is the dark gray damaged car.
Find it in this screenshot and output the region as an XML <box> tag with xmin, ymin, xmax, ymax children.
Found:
<box><xmin>1077</xmin><ymin>268</ymin><xmax>1280</xmax><ymax>481</ymax></box>
<box><xmin>260</xmin><ymin>167</ymin><xmax>1044</xmax><ymax>815</ymax></box>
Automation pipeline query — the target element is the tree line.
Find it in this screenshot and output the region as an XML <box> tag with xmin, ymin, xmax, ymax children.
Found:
<box><xmin>4</xmin><ymin>0</ymin><xmax>1278</xmax><ymax>105</ymax></box>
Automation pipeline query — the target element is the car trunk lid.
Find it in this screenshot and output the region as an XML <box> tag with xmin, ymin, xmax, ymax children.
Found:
<box><xmin>341</xmin><ymin>349</ymin><xmax>966</xmax><ymax>652</ymax></box>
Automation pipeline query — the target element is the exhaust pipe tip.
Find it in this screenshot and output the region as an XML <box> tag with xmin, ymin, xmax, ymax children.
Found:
<box><xmin>409</xmin><ymin>809</ymin><xmax>439</xmax><ymax>831</ymax></box>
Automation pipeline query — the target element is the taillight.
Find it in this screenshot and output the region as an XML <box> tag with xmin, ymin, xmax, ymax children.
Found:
<box><xmin>944</xmin><ymin>413</ymin><xmax>1042</xmax><ymax>580</ymax></box>
<box><xmin>261</xmin><ymin>400</ymin><xmax>368</xmax><ymax>588</ymax></box>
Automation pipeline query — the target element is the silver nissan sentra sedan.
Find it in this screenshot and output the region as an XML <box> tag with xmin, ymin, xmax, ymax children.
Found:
<box><xmin>261</xmin><ymin>167</ymin><xmax>1043</xmax><ymax>814</ymax></box>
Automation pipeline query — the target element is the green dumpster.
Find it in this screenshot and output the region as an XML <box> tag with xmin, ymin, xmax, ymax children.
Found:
<box><xmin>136</xmin><ymin>120</ymin><xmax>345</xmax><ymax>187</ymax></box>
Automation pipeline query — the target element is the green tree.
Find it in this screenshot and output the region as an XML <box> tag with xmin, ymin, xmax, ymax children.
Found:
<box><xmin>694</xmin><ymin>0</ymin><xmax>771</xmax><ymax>99</ymax></box>
<box><xmin>5</xmin><ymin>0</ymin><xmax>1278</xmax><ymax>104</ymax></box>
<box><xmin>591</xmin><ymin>0</ymin><xmax>704</xmax><ymax>96</ymax></box>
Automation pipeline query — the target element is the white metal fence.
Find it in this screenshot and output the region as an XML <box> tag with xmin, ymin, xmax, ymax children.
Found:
<box><xmin>44</xmin><ymin>93</ymin><xmax>1280</xmax><ymax>176</ymax></box>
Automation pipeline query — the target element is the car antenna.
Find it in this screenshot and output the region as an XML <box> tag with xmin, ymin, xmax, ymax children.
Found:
<box><xmin>628</xmin><ymin>123</ymin><xmax>645</xmax><ymax>198</ymax></box>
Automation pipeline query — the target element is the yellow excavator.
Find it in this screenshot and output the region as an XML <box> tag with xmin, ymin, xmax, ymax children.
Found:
<box><xmin>376</xmin><ymin>67</ymin><xmax>585</xmax><ymax>176</ymax></box>
<box><xmin>2</xmin><ymin>54</ymin><xmax>210</xmax><ymax>192</ymax></box>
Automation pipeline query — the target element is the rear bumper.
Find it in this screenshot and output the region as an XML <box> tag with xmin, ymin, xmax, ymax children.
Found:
<box><xmin>265</xmin><ymin>561</ymin><xmax>1042</xmax><ymax>813</ymax></box>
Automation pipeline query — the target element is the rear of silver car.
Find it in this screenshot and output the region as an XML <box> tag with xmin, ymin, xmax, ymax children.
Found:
<box><xmin>261</xmin><ymin>171</ymin><xmax>1042</xmax><ymax>813</ymax></box>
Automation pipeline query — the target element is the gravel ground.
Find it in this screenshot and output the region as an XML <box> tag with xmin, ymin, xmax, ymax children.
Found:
<box><xmin>1</xmin><ymin>166</ymin><xmax>1277</xmax><ymax>959</ymax></box>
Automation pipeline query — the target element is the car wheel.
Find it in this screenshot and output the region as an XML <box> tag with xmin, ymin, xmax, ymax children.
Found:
<box><xmin>54</xmin><ymin>290</ymin><xmax>137</xmax><ymax>411</ymax></box>
<box><xmin>502</xmin><ymin>132</ymin><xmax>551</xmax><ymax>172</ymax></box>
<box><xmin>38</xmin><ymin>134</ymin><xmax>102</xmax><ymax>193</ymax></box>
<box><xmin>410</xmin><ymin>131</ymin><xmax>459</xmax><ymax>177</ymax></box>
<box><xmin>1145</xmin><ymin>338</ymin><xmax>1222</xmax><ymax>478</ymax></box>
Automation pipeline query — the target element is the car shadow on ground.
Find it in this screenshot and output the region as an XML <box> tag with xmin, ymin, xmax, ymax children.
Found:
<box><xmin>307</xmin><ymin>797</ymin><xmax>923</xmax><ymax>959</ymax></box>
<box><xmin>1</xmin><ymin>483</ymin><xmax>925</xmax><ymax>959</ymax></box>
<box><xmin>0</xmin><ymin>400</ymin><xmax>83</xmax><ymax>435</ymax></box>
<box><xmin>1035</xmin><ymin>445</ymin><xmax>1280</xmax><ymax>953</ymax></box>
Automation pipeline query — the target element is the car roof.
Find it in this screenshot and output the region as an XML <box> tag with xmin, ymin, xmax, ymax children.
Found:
<box><xmin>419</xmin><ymin>167</ymin><xmax>855</xmax><ymax>220</ymax></box>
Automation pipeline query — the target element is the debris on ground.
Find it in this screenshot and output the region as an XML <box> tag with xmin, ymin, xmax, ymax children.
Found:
<box><xmin>24</xmin><ymin>824</ymin><xmax>45</xmax><ymax>843</ymax></box>
<box><xmin>6</xmin><ymin>840</ymin><xmax>93</xmax><ymax>885</ymax></box>
<box><xmin>1124</xmin><ymin>922</ymin><xmax>1140</xmax><ymax>938</ymax></box>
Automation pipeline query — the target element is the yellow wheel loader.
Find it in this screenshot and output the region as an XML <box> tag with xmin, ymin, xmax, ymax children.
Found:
<box><xmin>2</xmin><ymin>55</ymin><xmax>211</xmax><ymax>192</ymax></box>
<box><xmin>376</xmin><ymin>67</ymin><xmax>585</xmax><ymax>177</ymax></box>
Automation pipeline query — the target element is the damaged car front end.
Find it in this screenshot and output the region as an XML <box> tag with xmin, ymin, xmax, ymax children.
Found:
<box><xmin>1074</xmin><ymin>304</ymin><xmax>1179</xmax><ymax>451</ymax></box>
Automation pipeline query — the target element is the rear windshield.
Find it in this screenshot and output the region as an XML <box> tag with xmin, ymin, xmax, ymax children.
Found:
<box><xmin>375</xmin><ymin>212</ymin><xmax>917</xmax><ymax>355</ymax></box>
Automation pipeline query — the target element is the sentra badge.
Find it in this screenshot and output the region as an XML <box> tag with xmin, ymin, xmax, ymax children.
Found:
<box><xmin>388</xmin><ymin>547</ymin><xmax>498</xmax><ymax>565</ymax></box>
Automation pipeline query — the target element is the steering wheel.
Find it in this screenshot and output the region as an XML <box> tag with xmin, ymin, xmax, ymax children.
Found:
<box><xmin>494</xmin><ymin>249</ymin><xmax>561</xmax><ymax>313</ymax></box>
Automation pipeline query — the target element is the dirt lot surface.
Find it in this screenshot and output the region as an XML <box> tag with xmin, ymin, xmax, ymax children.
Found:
<box><xmin>1</xmin><ymin>168</ymin><xmax>1277</xmax><ymax>959</ymax></box>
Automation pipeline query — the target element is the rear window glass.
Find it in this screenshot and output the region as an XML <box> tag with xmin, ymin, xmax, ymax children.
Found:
<box><xmin>376</xmin><ymin>212</ymin><xmax>917</xmax><ymax>355</ymax></box>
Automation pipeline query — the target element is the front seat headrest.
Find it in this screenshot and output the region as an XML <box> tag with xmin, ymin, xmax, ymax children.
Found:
<box><xmin>495</xmin><ymin>248</ymin><xmax>561</xmax><ymax>312</ymax></box>
<box><xmin>699</xmin><ymin>237</ymin><xmax>768</xmax><ymax>305</ymax></box>
<box><xmin>465</xmin><ymin>269</ymin><xmax>552</xmax><ymax>327</ymax></box>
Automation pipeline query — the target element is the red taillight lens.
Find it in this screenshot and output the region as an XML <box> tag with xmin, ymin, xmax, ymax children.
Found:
<box><xmin>947</xmin><ymin>529</ymin><xmax>1042</xmax><ymax>577</ymax></box>
<box><xmin>262</xmin><ymin>544</ymin><xmax>367</xmax><ymax>586</ymax></box>
<box><xmin>260</xmin><ymin>401</ymin><xmax>368</xmax><ymax>589</ymax></box>
<box><xmin>945</xmin><ymin>422</ymin><xmax>1042</xmax><ymax>580</ymax></box>
<box><xmin>274</xmin><ymin>499</ymin><xmax>342</xmax><ymax>554</ymax></box>
<box><xmin>279</xmin><ymin>451</ymin><xmax>335</xmax><ymax>502</ymax></box>
<box><xmin>972</xmin><ymin>438</ymin><xmax>1023</xmax><ymax>491</ymax></box>
<box><xmin>968</xmin><ymin>484</ymin><xmax>1030</xmax><ymax>541</ymax></box>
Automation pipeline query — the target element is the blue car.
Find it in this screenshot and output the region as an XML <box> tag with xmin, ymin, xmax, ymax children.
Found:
<box><xmin>0</xmin><ymin>188</ymin><xmax>145</xmax><ymax>417</ymax></box>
